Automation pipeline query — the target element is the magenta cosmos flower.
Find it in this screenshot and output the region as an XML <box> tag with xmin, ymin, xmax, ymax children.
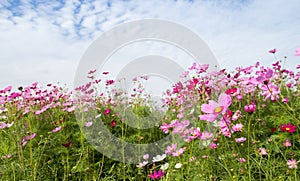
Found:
<box><xmin>149</xmin><ymin>170</ymin><xmax>164</xmax><ymax>180</ymax></box>
<box><xmin>199</xmin><ymin>93</ymin><xmax>232</xmax><ymax>122</ymax></box>
<box><xmin>269</xmin><ymin>48</ymin><xmax>277</xmax><ymax>54</ymax></box>
<box><xmin>279</xmin><ymin>123</ymin><xmax>296</xmax><ymax>133</ymax></box>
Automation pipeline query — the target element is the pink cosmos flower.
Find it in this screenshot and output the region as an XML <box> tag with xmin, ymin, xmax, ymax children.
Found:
<box><xmin>294</xmin><ymin>48</ymin><xmax>300</xmax><ymax>56</ymax></box>
<box><xmin>52</xmin><ymin>126</ymin><xmax>62</xmax><ymax>133</ymax></box>
<box><xmin>0</xmin><ymin>122</ymin><xmax>14</xmax><ymax>129</ymax></box>
<box><xmin>85</xmin><ymin>121</ymin><xmax>93</xmax><ymax>127</ymax></box>
<box><xmin>238</xmin><ymin>158</ymin><xmax>247</xmax><ymax>163</ymax></box>
<box><xmin>199</xmin><ymin>93</ymin><xmax>232</xmax><ymax>122</ymax></box>
<box><xmin>172</xmin><ymin>120</ymin><xmax>190</xmax><ymax>134</ymax></box>
<box><xmin>143</xmin><ymin>154</ymin><xmax>149</xmax><ymax>160</ymax></box>
<box><xmin>261</xmin><ymin>84</ymin><xmax>280</xmax><ymax>101</ymax></box>
<box><xmin>258</xmin><ymin>148</ymin><xmax>267</xmax><ymax>156</ymax></box>
<box><xmin>165</xmin><ymin>144</ymin><xmax>177</xmax><ymax>155</ymax></box>
<box><xmin>287</xmin><ymin>159</ymin><xmax>297</xmax><ymax>169</ymax></box>
<box><xmin>200</xmin><ymin>131</ymin><xmax>213</xmax><ymax>140</ymax></box>
<box><xmin>187</xmin><ymin>127</ymin><xmax>202</xmax><ymax>141</ymax></box>
<box><xmin>209</xmin><ymin>143</ymin><xmax>218</xmax><ymax>149</ymax></box>
<box><xmin>235</xmin><ymin>137</ymin><xmax>247</xmax><ymax>143</ymax></box>
<box><xmin>283</xmin><ymin>139</ymin><xmax>291</xmax><ymax>147</ymax></box>
<box><xmin>256</xmin><ymin>68</ymin><xmax>273</xmax><ymax>83</ymax></box>
<box><xmin>282</xmin><ymin>97</ymin><xmax>289</xmax><ymax>103</ymax></box>
<box><xmin>244</xmin><ymin>103</ymin><xmax>256</xmax><ymax>113</ymax></box>
<box><xmin>149</xmin><ymin>170</ymin><xmax>164</xmax><ymax>180</ymax></box>
<box><xmin>160</xmin><ymin>122</ymin><xmax>171</xmax><ymax>134</ymax></box>
<box><xmin>232</xmin><ymin>110</ymin><xmax>242</xmax><ymax>121</ymax></box>
<box><xmin>232</xmin><ymin>123</ymin><xmax>243</xmax><ymax>132</ymax></box>
<box><xmin>172</xmin><ymin>148</ymin><xmax>185</xmax><ymax>157</ymax></box>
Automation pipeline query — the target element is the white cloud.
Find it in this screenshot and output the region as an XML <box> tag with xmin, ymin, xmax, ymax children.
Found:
<box><xmin>0</xmin><ymin>0</ymin><xmax>299</xmax><ymax>90</ymax></box>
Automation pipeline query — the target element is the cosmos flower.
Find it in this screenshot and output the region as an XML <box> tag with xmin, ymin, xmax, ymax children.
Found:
<box><xmin>287</xmin><ymin>159</ymin><xmax>297</xmax><ymax>169</ymax></box>
<box><xmin>199</xmin><ymin>93</ymin><xmax>232</xmax><ymax>122</ymax></box>
<box><xmin>149</xmin><ymin>170</ymin><xmax>164</xmax><ymax>180</ymax></box>
<box><xmin>279</xmin><ymin>123</ymin><xmax>296</xmax><ymax>133</ymax></box>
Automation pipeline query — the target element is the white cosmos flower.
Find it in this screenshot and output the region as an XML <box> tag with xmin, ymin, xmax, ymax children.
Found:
<box><xmin>152</xmin><ymin>154</ymin><xmax>166</xmax><ymax>162</ymax></box>
<box><xmin>160</xmin><ymin>163</ymin><xmax>169</xmax><ymax>170</ymax></box>
<box><xmin>175</xmin><ymin>163</ymin><xmax>182</xmax><ymax>169</ymax></box>
<box><xmin>95</xmin><ymin>114</ymin><xmax>102</xmax><ymax>119</ymax></box>
<box><xmin>136</xmin><ymin>161</ymin><xmax>148</xmax><ymax>168</ymax></box>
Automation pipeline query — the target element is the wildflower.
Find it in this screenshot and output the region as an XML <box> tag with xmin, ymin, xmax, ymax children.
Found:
<box><xmin>235</xmin><ymin>137</ymin><xmax>247</xmax><ymax>143</ymax></box>
<box><xmin>200</xmin><ymin>131</ymin><xmax>213</xmax><ymax>140</ymax></box>
<box><xmin>95</xmin><ymin>114</ymin><xmax>102</xmax><ymax>119</ymax></box>
<box><xmin>1</xmin><ymin>154</ymin><xmax>12</xmax><ymax>159</ymax></box>
<box><xmin>160</xmin><ymin>122</ymin><xmax>171</xmax><ymax>134</ymax></box>
<box><xmin>283</xmin><ymin>140</ymin><xmax>291</xmax><ymax>147</ymax></box>
<box><xmin>258</xmin><ymin>148</ymin><xmax>268</xmax><ymax>156</ymax></box>
<box><xmin>143</xmin><ymin>154</ymin><xmax>149</xmax><ymax>160</ymax></box>
<box><xmin>62</xmin><ymin>142</ymin><xmax>72</xmax><ymax>148</ymax></box>
<box><xmin>189</xmin><ymin>156</ymin><xmax>196</xmax><ymax>162</ymax></box>
<box><xmin>294</xmin><ymin>48</ymin><xmax>300</xmax><ymax>56</ymax></box>
<box><xmin>52</xmin><ymin>126</ymin><xmax>62</xmax><ymax>133</ymax></box>
<box><xmin>199</xmin><ymin>93</ymin><xmax>232</xmax><ymax>122</ymax></box>
<box><xmin>0</xmin><ymin>122</ymin><xmax>14</xmax><ymax>129</ymax></box>
<box><xmin>152</xmin><ymin>154</ymin><xmax>166</xmax><ymax>162</ymax></box>
<box><xmin>270</xmin><ymin>127</ymin><xmax>277</xmax><ymax>132</ymax></box>
<box><xmin>225</xmin><ymin>88</ymin><xmax>238</xmax><ymax>95</ymax></box>
<box><xmin>177</xmin><ymin>113</ymin><xmax>183</xmax><ymax>119</ymax></box>
<box><xmin>232</xmin><ymin>110</ymin><xmax>242</xmax><ymax>121</ymax></box>
<box><xmin>279</xmin><ymin>123</ymin><xmax>296</xmax><ymax>133</ymax></box>
<box><xmin>202</xmin><ymin>155</ymin><xmax>209</xmax><ymax>159</ymax></box>
<box><xmin>172</xmin><ymin>148</ymin><xmax>185</xmax><ymax>157</ymax></box>
<box><xmin>237</xmin><ymin>158</ymin><xmax>247</xmax><ymax>163</ymax></box>
<box><xmin>149</xmin><ymin>170</ymin><xmax>164</xmax><ymax>180</ymax></box>
<box><xmin>244</xmin><ymin>103</ymin><xmax>256</xmax><ymax>113</ymax></box>
<box><xmin>136</xmin><ymin>161</ymin><xmax>148</xmax><ymax>168</ymax></box>
<box><xmin>187</xmin><ymin>127</ymin><xmax>201</xmax><ymax>141</ymax></box>
<box><xmin>287</xmin><ymin>159</ymin><xmax>297</xmax><ymax>169</ymax></box>
<box><xmin>110</xmin><ymin>120</ymin><xmax>116</xmax><ymax>127</ymax></box>
<box><xmin>104</xmin><ymin>109</ymin><xmax>111</xmax><ymax>115</ymax></box>
<box><xmin>209</xmin><ymin>143</ymin><xmax>218</xmax><ymax>149</ymax></box>
<box><xmin>269</xmin><ymin>48</ymin><xmax>277</xmax><ymax>54</ymax></box>
<box><xmin>256</xmin><ymin>68</ymin><xmax>273</xmax><ymax>83</ymax></box>
<box><xmin>261</xmin><ymin>83</ymin><xmax>280</xmax><ymax>101</ymax></box>
<box><xmin>85</xmin><ymin>121</ymin><xmax>93</xmax><ymax>127</ymax></box>
<box><xmin>282</xmin><ymin>97</ymin><xmax>289</xmax><ymax>103</ymax></box>
<box><xmin>160</xmin><ymin>163</ymin><xmax>169</xmax><ymax>170</ymax></box>
<box><xmin>165</xmin><ymin>144</ymin><xmax>177</xmax><ymax>155</ymax></box>
<box><xmin>105</xmin><ymin>80</ymin><xmax>114</xmax><ymax>86</ymax></box>
<box><xmin>224</xmin><ymin>110</ymin><xmax>233</xmax><ymax>119</ymax></box>
<box><xmin>232</xmin><ymin>123</ymin><xmax>243</xmax><ymax>132</ymax></box>
<box><xmin>173</xmin><ymin>121</ymin><xmax>189</xmax><ymax>134</ymax></box>
<box><xmin>174</xmin><ymin>163</ymin><xmax>182</xmax><ymax>169</ymax></box>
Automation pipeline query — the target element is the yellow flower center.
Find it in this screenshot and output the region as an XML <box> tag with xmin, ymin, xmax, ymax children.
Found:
<box><xmin>214</xmin><ymin>106</ymin><xmax>223</xmax><ymax>113</ymax></box>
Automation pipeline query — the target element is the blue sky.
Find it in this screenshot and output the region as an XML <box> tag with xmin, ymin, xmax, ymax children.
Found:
<box><xmin>0</xmin><ymin>0</ymin><xmax>300</xmax><ymax>89</ymax></box>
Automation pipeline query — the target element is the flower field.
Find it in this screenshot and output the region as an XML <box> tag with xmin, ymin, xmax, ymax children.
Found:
<box><xmin>1</xmin><ymin>49</ymin><xmax>300</xmax><ymax>180</ymax></box>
